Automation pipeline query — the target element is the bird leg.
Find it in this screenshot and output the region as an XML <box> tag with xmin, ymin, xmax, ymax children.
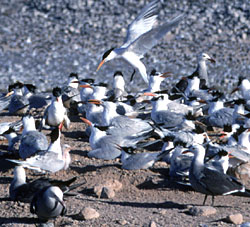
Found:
<box><xmin>202</xmin><ymin>195</ymin><xmax>208</xmax><ymax>205</ymax></box>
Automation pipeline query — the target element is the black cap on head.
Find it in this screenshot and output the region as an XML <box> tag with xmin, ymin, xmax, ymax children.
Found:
<box><xmin>150</xmin><ymin>69</ymin><xmax>157</xmax><ymax>76</ymax></box>
<box><xmin>69</xmin><ymin>73</ymin><xmax>78</xmax><ymax>79</ymax></box>
<box><xmin>238</xmin><ymin>76</ymin><xmax>246</xmax><ymax>86</ymax></box>
<box><xmin>50</xmin><ymin>127</ymin><xmax>60</xmax><ymax>143</ymax></box>
<box><xmin>8</xmin><ymin>81</ymin><xmax>24</xmax><ymax>91</ymax></box>
<box><xmin>81</xmin><ymin>78</ymin><xmax>95</xmax><ymax>84</ymax></box>
<box><xmin>102</xmin><ymin>47</ymin><xmax>115</xmax><ymax>60</ymax></box>
<box><xmin>25</xmin><ymin>84</ymin><xmax>36</xmax><ymax>93</ymax></box>
<box><xmin>52</xmin><ymin>87</ymin><xmax>62</xmax><ymax>97</ymax></box>
<box><xmin>114</xmin><ymin>71</ymin><xmax>123</xmax><ymax>77</ymax></box>
<box><xmin>96</xmin><ymin>82</ymin><xmax>108</xmax><ymax>88</ymax></box>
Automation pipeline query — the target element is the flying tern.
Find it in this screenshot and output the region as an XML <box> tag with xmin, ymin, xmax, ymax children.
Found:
<box><xmin>96</xmin><ymin>0</ymin><xmax>184</xmax><ymax>83</ymax></box>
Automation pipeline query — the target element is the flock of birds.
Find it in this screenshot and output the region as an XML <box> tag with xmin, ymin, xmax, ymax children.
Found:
<box><xmin>0</xmin><ymin>0</ymin><xmax>250</xmax><ymax>223</ymax></box>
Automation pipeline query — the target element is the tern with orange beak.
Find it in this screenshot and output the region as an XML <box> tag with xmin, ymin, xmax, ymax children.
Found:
<box><xmin>96</xmin><ymin>0</ymin><xmax>184</xmax><ymax>83</ymax></box>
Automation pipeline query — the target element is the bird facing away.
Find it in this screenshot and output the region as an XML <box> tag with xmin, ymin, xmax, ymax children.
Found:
<box><xmin>30</xmin><ymin>186</ymin><xmax>66</xmax><ymax>221</ymax></box>
<box><xmin>96</xmin><ymin>0</ymin><xmax>184</xmax><ymax>83</ymax></box>
<box><xmin>9</xmin><ymin>166</ymin><xmax>78</xmax><ymax>203</ymax></box>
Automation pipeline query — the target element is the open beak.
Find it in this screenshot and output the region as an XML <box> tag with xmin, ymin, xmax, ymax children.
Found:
<box><xmin>208</xmin><ymin>58</ymin><xmax>216</xmax><ymax>64</ymax></box>
<box><xmin>80</xmin><ymin>117</ymin><xmax>92</xmax><ymax>126</ymax></box>
<box><xmin>96</xmin><ymin>60</ymin><xmax>105</xmax><ymax>72</ymax></box>
<box><xmin>160</xmin><ymin>72</ymin><xmax>172</xmax><ymax>78</ymax></box>
<box><xmin>79</xmin><ymin>84</ymin><xmax>93</xmax><ymax>89</ymax></box>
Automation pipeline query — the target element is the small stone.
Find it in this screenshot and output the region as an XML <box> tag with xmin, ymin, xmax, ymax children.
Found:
<box><xmin>226</xmin><ymin>213</ymin><xmax>243</xmax><ymax>225</ymax></box>
<box><xmin>117</xmin><ymin>219</ymin><xmax>127</xmax><ymax>225</ymax></box>
<box><xmin>149</xmin><ymin>221</ymin><xmax>157</xmax><ymax>227</ymax></box>
<box><xmin>100</xmin><ymin>186</ymin><xmax>115</xmax><ymax>199</ymax></box>
<box><xmin>158</xmin><ymin>209</ymin><xmax>167</xmax><ymax>215</ymax></box>
<box><xmin>189</xmin><ymin>206</ymin><xmax>216</xmax><ymax>216</ymax></box>
<box><xmin>78</xmin><ymin>207</ymin><xmax>100</xmax><ymax>220</ymax></box>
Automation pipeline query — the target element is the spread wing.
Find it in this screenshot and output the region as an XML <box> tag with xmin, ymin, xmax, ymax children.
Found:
<box><xmin>121</xmin><ymin>0</ymin><xmax>159</xmax><ymax>48</ymax></box>
<box><xmin>128</xmin><ymin>14</ymin><xmax>184</xmax><ymax>58</ymax></box>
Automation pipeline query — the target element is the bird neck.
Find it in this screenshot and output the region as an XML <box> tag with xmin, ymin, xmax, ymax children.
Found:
<box><xmin>48</xmin><ymin>137</ymin><xmax>62</xmax><ymax>156</ymax></box>
<box><xmin>102</xmin><ymin>103</ymin><xmax>119</xmax><ymax>126</ymax></box>
<box><xmin>191</xmin><ymin>148</ymin><xmax>205</xmax><ymax>176</ymax></box>
<box><xmin>147</xmin><ymin>77</ymin><xmax>162</xmax><ymax>92</ymax></box>
<box><xmin>113</xmin><ymin>76</ymin><xmax>125</xmax><ymax>91</ymax></box>
<box><xmin>197</xmin><ymin>60</ymin><xmax>208</xmax><ymax>79</ymax></box>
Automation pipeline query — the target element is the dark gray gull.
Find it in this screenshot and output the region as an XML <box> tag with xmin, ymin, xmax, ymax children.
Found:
<box><xmin>185</xmin><ymin>144</ymin><xmax>250</xmax><ymax>206</ymax></box>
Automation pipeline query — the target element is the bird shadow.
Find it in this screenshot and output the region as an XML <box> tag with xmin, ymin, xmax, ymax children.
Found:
<box><xmin>62</xmin><ymin>130</ymin><xmax>88</xmax><ymax>141</ymax></box>
<box><xmin>0</xmin><ymin>176</ymin><xmax>12</xmax><ymax>184</ymax></box>
<box><xmin>70</xmin><ymin>163</ymin><xmax>120</xmax><ymax>175</ymax></box>
<box><xmin>0</xmin><ymin>217</ymin><xmax>38</xmax><ymax>225</ymax></box>
<box><xmin>79</xmin><ymin>197</ymin><xmax>187</xmax><ymax>210</ymax></box>
<box><xmin>0</xmin><ymin>158</ymin><xmax>16</xmax><ymax>172</ymax></box>
<box><xmin>70</xmin><ymin>149</ymin><xmax>88</xmax><ymax>157</ymax></box>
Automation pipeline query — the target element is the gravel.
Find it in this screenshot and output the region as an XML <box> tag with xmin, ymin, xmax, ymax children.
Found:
<box><xmin>0</xmin><ymin>0</ymin><xmax>249</xmax><ymax>93</ymax></box>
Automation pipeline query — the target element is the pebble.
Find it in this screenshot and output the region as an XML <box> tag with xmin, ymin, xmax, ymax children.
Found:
<box><xmin>188</xmin><ymin>206</ymin><xmax>216</xmax><ymax>216</ymax></box>
<box><xmin>100</xmin><ymin>186</ymin><xmax>115</xmax><ymax>199</ymax></box>
<box><xmin>149</xmin><ymin>221</ymin><xmax>157</xmax><ymax>227</ymax></box>
<box><xmin>93</xmin><ymin>179</ymin><xmax>122</xmax><ymax>197</ymax></box>
<box><xmin>77</xmin><ymin>207</ymin><xmax>100</xmax><ymax>220</ymax></box>
<box><xmin>226</xmin><ymin>213</ymin><xmax>243</xmax><ymax>225</ymax></box>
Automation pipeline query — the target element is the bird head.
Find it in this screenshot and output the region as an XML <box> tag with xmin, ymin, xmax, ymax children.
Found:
<box><xmin>199</xmin><ymin>53</ymin><xmax>216</xmax><ymax>63</ymax></box>
<box><xmin>96</xmin><ymin>47</ymin><xmax>116</xmax><ymax>72</ymax></box>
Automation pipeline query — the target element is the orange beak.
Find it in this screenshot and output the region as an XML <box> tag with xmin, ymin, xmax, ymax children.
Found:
<box><xmin>160</xmin><ymin>72</ymin><xmax>172</xmax><ymax>78</ymax></box>
<box><xmin>87</xmin><ymin>99</ymin><xmax>102</xmax><ymax>105</ymax></box>
<box><xmin>80</xmin><ymin>84</ymin><xmax>92</xmax><ymax>88</ymax></box>
<box><xmin>5</xmin><ymin>91</ymin><xmax>14</xmax><ymax>97</ymax></box>
<box><xmin>143</xmin><ymin>92</ymin><xmax>156</xmax><ymax>97</ymax></box>
<box><xmin>80</xmin><ymin>117</ymin><xmax>92</xmax><ymax>126</ymax></box>
<box><xmin>96</xmin><ymin>60</ymin><xmax>105</xmax><ymax>72</ymax></box>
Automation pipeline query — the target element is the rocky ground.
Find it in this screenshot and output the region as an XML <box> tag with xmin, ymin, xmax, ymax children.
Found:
<box><xmin>0</xmin><ymin>0</ymin><xmax>250</xmax><ymax>226</ymax></box>
<box><xmin>1</xmin><ymin>110</ymin><xmax>250</xmax><ymax>227</ymax></box>
<box><xmin>0</xmin><ymin>0</ymin><xmax>249</xmax><ymax>93</ymax></box>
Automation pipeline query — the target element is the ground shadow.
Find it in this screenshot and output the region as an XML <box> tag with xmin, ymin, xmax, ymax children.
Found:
<box><xmin>0</xmin><ymin>217</ymin><xmax>38</xmax><ymax>225</ymax></box>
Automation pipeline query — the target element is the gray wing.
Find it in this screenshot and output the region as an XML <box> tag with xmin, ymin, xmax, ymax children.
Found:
<box><xmin>127</xmin><ymin>14</ymin><xmax>184</xmax><ymax>57</ymax></box>
<box><xmin>122</xmin><ymin>152</ymin><xmax>159</xmax><ymax>170</ymax></box>
<box><xmin>19</xmin><ymin>131</ymin><xmax>48</xmax><ymax>159</ymax></box>
<box><xmin>122</xmin><ymin>0</ymin><xmax>159</xmax><ymax>48</ymax></box>
<box><xmin>88</xmin><ymin>136</ymin><xmax>121</xmax><ymax>160</ymax></box>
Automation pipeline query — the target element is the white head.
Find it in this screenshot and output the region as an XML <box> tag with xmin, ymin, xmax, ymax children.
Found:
<box><xmin>198</xmin><ymin>53</ymin><xmax>216</xmax><ymax>63</ymax></box>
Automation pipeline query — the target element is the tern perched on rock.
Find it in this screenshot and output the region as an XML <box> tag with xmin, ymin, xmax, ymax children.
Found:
<box><xmin>96</xmin><ymin>0</ymin><xmax>184</xmax><ymax>83</ymax></box>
